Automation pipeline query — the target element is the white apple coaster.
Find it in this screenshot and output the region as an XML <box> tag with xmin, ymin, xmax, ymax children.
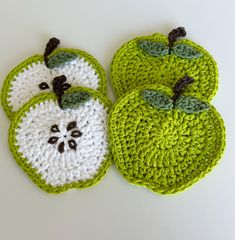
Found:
<box><xmin>9</xmin><ymin>76</ymin><xmax>112</xmax><ymax>193</ymax></box>
<box><xmin>1</xmin><ymin>38</ymin><xmax>106</xmax><ymax>119</ymax></box>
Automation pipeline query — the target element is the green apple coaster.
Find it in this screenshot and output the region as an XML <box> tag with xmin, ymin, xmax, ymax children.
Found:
<box><xmin>109</xmin><ymin>76</ymin><xmax>225</xmax><ymax>194</ymax></box>
<box><xmin>110</xmin><ymin>27</ymin><xmax>218</xmax><ymax>100</ymax></box>
<box><xmin>9</xmin><ymin>75</ymin><xmax>112</xmax><ymax>193</ymax></box>
<box><xmin>1</xmin><ymin>37</ymin><xmax>106</xmax><ymax>119</ymax></box>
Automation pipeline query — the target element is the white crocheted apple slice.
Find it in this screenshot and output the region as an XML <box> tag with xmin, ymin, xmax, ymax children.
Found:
<box><xmin>1</xmin><ymin>38</ymin><xmax>106</xmax><ymax>119</ymax></box>
<box><xmin>9</xmin><ymin>83</ymin><xmax>112</xmax><ymax>193</ymax></box>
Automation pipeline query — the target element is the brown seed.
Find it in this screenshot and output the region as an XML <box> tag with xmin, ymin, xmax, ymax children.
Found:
<box><xmin>62</xmin><ymin>83</ymin><xmax>71</xmax><ymax>91</ymax></box>
<box><xmin>48</xmin><ymin>136</ymin><xmax>59</xmax><ymax>144</ymax></box>
<box><xmin>58</xmin><ymin>142</ymin><xmax>65</xmax><ymax>153</ymax></box>
<box><xmin>50</xmin><ymin>124</ymin><xmax>60</xmax><ymax>133</ymax></box>
<box><xmin>71</xmin><ymin>130</ymin><xmax>82</xmax><ymax>138</ymax></box>
<box><xmin>39</xmin><ymin>82</ymin><xmax>50</xmax><ymax>90</ymax></box>
<box><xmin>67</xmin><ymin>121</ymin><xmax>77</xmax><ymax>131</ymax></box>
<box><xmin>68</xmin><ymin>139</ymin><xmax>77</xmax><ymax>151</ymax></box>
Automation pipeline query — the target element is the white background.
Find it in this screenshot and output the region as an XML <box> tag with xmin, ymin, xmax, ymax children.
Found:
<box><xmin>0</xmin><ymin>0</ymin><xmax>234</xmax><ymax>239</ymax></box>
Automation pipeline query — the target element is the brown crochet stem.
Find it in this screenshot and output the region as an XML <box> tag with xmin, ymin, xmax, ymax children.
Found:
<box><xmin>52</xmin><ymin>75</ymin><xmax>71</xmax><ymax>108</ymax></box>
<box><xmin>44</xmin><ymin>37</ymin><xmax>60</xmax><ymax>67</ymax></box>
<box><xmin>172</xmin><ymin>76</ymin><xmax>194</xmax><ymax>103</ymax></box>
<box><xmin>168</xmin><ymin>27</ymin><xmax>186</xmax><ymax>49</ymax></box>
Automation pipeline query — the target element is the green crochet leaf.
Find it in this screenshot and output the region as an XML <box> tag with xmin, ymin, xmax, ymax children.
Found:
<box><xmin>61</xmin><ymin>91</ymin><xmax>91</xmax><ymax>110</ymax></box>
<box><xmin>142</xmin><ymin>90</ymin><xmax>173</xmax><ymax>110</ymax></box>
<box><xmin>171</xmin><ymin>43</ymin><xmax>202</xmax><ymax>59</ymax></box>
<box><xmin>174</xmin><ymin>95</ymin><xmax>209</xmax><ymax>113</ymax></box>
<box><xmin>138</xmin><ymin>40</ymin><xmax>169</xmax><ymax>57</ymax></box>
<box><xmin>47</xmin><ymin>52</ymin><xmax>77</xmax><ymax>69</ymax></box>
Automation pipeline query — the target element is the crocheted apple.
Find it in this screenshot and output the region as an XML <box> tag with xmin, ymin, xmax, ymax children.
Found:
<box><xmin>109</xmin><ymin>76</ymin><xmax>225</xmax><ymax>194</ymax></box>
<box><xmin>111</xmin><ymin>27</ymin><xmax>218</xmax><ymax>100</ymax></box>
<box><xmin>9</xmin><ymin>75</ymin><xmax>111</xmax><ymax>193</ymax></box>
<box><xmin>1</xmin><ymin>38</ymin><xmax>106</xmax><ymax>119</ymax></box>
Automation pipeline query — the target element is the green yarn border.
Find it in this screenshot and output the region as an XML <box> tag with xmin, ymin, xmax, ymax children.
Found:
<box><xmin>9</xmin><ymin>87</ymin><xmax>113</xmax><ymax>194</ymax></box>
<box><xmin>1</xmin><ymin>48</ymin><xmax>107</xmax><ymax>120</ymax></box>
<box><xmin>109</xmin><ymin>84</ymin><xmax>226</xmax><ymax>195</ymax></box>
<box><xmin>110</xmin><ymin>33</ymin><xmax>219</xmax><ymax>100</ymax></box>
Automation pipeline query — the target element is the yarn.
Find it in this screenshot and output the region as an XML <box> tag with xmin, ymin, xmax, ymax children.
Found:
<box><xmin>168</xmin><ymin>27</ymin><xmax>186</xmax><ymax>48</ymax></box>
<box><xmin>138</xmin><ymin>41</ymin><xmax>169</xmax><ymax>57</ymax></box>
<box><xmin>44</xmin><ymin>37</ymin><xmax>60</xmax><ymax>67</ymax></box>
<box><xmin>109</xmin><ymin>84</ymin><xmax>226</xmax><ymax>194</ymax></box>
<box><xmin>142</xmin><ymin>90</ymin><xmax>173</xmax><ymax>110</ymax></box>
<box><xmin>48</xmin><ymin>121</ymin><xmax>82</xmax><ymax>153</ymax></box>
<box><xmin>171</xmin><ymin>44</ymin><xmax>202</xmax><ymax>59</ymax></box>
<box><xmin>47</xmin><ymin>51</ymin><xmax>77</xmax><ymax>69</ymax></box>
<box><xmin>110</xmin><ymin>31</ymin><xmax>218</xmax><ymax>99</ymax></box>
<box><xmin>138</xmin><ymin>41</ymin><xmax>202</xmax><ymax>59</ymax></box>
<box><xmin>9</xmin><ymin>87</ymin><xmax>112</xmax><ymax>193</ymax></box>
<box><xmin>1</xmin><ymin>48</ymin><xmax>106</xmax><ymax>119</ymax></box>
<box><xmin>174</xmin><ymin>95</ymin><xmax>209</xmax><ymax>113</ymax></box>
<box><xmin>39</xmin><ymin>82</ymin><xmax>50</xmax><ymax>90</ymax></box>
<box><xmin>61</xmin><ymin>91</ymin><xmax>91</xmax><ymax>110</ymax></box>
<box><xmin>0</xmin><ymin>32</ymin><xmax>225</xmax><ymax>196</ymax></box>
<box><xmin>52</xmin><ymin>75</ymin><xmax>71</xmax><ymax>107</ymax></box>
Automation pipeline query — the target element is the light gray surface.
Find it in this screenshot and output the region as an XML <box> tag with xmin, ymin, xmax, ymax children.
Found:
<box><xmin>0</xmin><ymin>0</ymin><xmax>234</xmax><ymax>239</ymax></box>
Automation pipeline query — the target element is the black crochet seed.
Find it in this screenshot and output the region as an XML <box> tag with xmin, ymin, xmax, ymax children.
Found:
<box><xmin>39</xmin><ymin>82</ymin><xmax>50</xmax><ymax>90</ymax></box>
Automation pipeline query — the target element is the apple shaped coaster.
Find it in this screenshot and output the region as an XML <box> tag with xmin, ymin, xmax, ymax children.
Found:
<box><xmin>110</xmin><ymin>27</ymin><xmax>218</xmax><ymax>100</ymax></box>
<box><xmin>9</xmin><ymin>75</ymin><xmax>112</xmax><ymax>193</ymax></box>
<box><xmin>1</xmin><ymin>38</ymin><xmax>106</xmax><ymax>119</ymax></box>
<box><xmin>109</xmin><ymin>76</ymin><xmax>225</xmax><ymax>194</ymax></box>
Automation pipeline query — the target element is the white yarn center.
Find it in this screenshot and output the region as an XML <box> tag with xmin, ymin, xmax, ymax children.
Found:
<box><xmin>8</xmin><ymin>57</ymin><xmax>100</xmax><ymax>112</ymax></box>
<box><xmin>15</xmin><ymin>98</ymin><xmax>108</xmax><ymax>187</ymax></box>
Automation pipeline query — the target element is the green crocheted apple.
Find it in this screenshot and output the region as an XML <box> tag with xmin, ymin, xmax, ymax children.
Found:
<box><xmin>111</xmin><ymin>27</ymin><xmax>218</xmax><ymax>100</ymax></box>
<box><xmin>1</xmin><ymin>38</ymin><xmax>106</xmax><ymax>119</ymax></box>
<box><xmin>9</xmin><ymin>75</ymin><xmax>112</xmax><ymax>193</ymax></box>
<box><xmin>109</xmin><ymin>76</ymin><xmax>225</xmax><ymax>194</ymax></box>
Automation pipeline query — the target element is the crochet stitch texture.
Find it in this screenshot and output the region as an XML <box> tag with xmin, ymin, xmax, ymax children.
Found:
<box><xmin>1</xmin><ymin>32</ymin><xmax>226</xmax><ymax>195</ymax></box>
<box><xmin>109</xmin><ymin>84</ymin><xmax>225</xmax><ymax>194</ymax></box>
<box><xmin>110</xmin><ymin>33</ymin><xmax>218</xmax><ymax>100</ymax></box>
<box><xmin>1</xmin><ymin>48</ymin><xmax>106</xmax><ymax>119</ymax></box>
<box><xmin>9</xmin><ymin>87</ymin><xmax>112</xmax><ymax>193</ymax></box>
